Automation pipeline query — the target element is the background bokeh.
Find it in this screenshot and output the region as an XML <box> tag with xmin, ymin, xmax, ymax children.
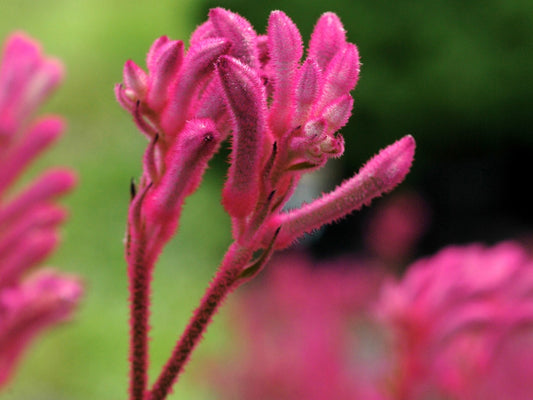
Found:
<box><xmin>1</xmin><ymin>0</ymin><xmax>532</xmax><ymax>398</ymax></box>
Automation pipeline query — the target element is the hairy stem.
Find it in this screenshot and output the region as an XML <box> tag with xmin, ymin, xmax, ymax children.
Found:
<box><xmin>128</xmin><ymin>234</ymin><xmax>152</xmax><ymax>400</ymax></box>
<box><xmin>149</xmin><ymin>242</ymin><xmax>253</xmax><ymax>400</ymax></box>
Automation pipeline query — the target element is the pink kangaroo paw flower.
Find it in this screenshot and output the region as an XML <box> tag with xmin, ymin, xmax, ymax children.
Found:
<box><xmin>267</xmin><ymin>10</ymin><xmax>303</xmax><ymax>138</ymax></box>
<box><xmin>146</xmin><ymin>40</ymin><xmax>183</xmax><ymax>111</ymax></box>
<box><xmin>0</xmin><ymin>205</ymin><xmax>66</xmax><ymax>259</ymax></box>
<box><xmin>209</xmin><ymin>8</ymin><xmax>259</xmax><ymax>68</ymax></box>
<box><xmin>321</xmin><ymin>94</ymin><xmax>354</xmax><ymax>134</ymax></box>
<box><xmin>293</xmin><ymin>58</ymin><xmax>322</xmax><ymax>127</ymax></box>
<box><xmin>122</xmin><ymin>60</ymin><xmax>148</xmax><ymax>104</ymax></box>
<box><xmin>143</xmin><ymin>119</ymin><xmax>221</xmax><ymax>251</ymax></box>
<box><xmin>0</xmin><ymin>31</ymin><xmax>80</xmax><ymax>390</ymax></box>
<box><xmin>0</xmin><ymin>271</ymin><xmax>83</xmax><ymax>387</ymax></box>
<box><xmin>0</xmin><ymin>169</ymin><xmax>76</xmax><ymax>229</ymax></box>
<box><xmin>0</xmin><ymin>33</ymin><xmax>62</xmax><ymax>139</ymax></box>
<box><xmin>273</xmin><ymin>135</ymin><xmax>415</xmax><ymax>249</ymax></box>
<box><xmin>308</xmin><ymin>12</ymin><xmax>348</xmax><ymax>71</ymax></box>
<box><xmin>0</xmin><ymin>117</ymin><xmax>64</xmax><ymax>196</ymax></box>
<box><xmin>217</xmin><ymin>55</ymin><xmax>268</xmax><ymax>220</ymax></box>
<box><xmin>161</xmin><ymin>38</ymin><xmax>230</xmax><ymax>138</ymax></box>
<box><xmin>0</xmin><ymin>232</ymin><xmax>58</xmax><ymax>290</ymax></box>
<box><xmin>314</xmin><ymin>43</ymin><xmax>360</xmax><ymax>114</ymax></box>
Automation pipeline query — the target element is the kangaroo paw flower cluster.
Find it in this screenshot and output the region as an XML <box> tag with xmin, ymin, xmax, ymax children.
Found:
<box><xmin>117</xmin><ymin>8</ymin><xmax>414</xmax><ymax>400</ymax></box>
<box><xmin>0</xmin><ymin>33</ymin><xmax>82</xmax><ymax>388</ymax></box>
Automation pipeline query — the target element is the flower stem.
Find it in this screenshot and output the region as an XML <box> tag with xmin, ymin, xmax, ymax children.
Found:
<box><xmin>149</xmin><ymin>242</ymin><xmax>252</xmax><ymax>400</ymax></box>
<box><xmin>128</xmin><ymin>234</ymin><xmax>152</xmax><ymax>400</ymax></box>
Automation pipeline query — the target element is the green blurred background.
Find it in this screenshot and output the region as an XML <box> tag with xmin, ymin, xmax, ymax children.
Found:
<box><xmin>1</xmin><ymin>0</ymin><xmax>532</xmax><ymax>398</ymax></box>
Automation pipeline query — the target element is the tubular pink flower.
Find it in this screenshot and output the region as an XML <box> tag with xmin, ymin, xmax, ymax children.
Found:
<box><xmin>209</xmin><ymin>8</ymin><xmax>259</xmax><ymax>68</ymax></box>
<box><xmin>0</xmin><ymin>32</ymin><xmax>80</xmax><ymax>389</ymax></box>
<box><xmin>293</xmin><ymin>59</ymin><xmax>322</xmax><ymax>126</ymax></box>
<box><xmin>0</xmin><ymin>33</ymin><xmax>63</xmax><ymax>140</ymax></box>
<box><xmin>161</xmin><ymin>38</ymin><xmax>230</xmax><ymax>138</ymax></box>
<box><xmin>217</xmin><ymin>55</ymin><xmax>268</xmax><ymax>219</ymax></box>
<box><xmin>0</xmin><ymin>169</ymin><xmax>76</xmax><ymax>229</ymax></box>
<box><xmin>272</xmin><ymin>135</ymin><xmax>415</xmax><ymax>249</ymax></box>
<box><xmin>0</xmin><ymin>232</ymin><xmax>58</xmax><ymax>290</ymax></box>
<box><xmin>0</xmin><ymin>117</ymin><xmax>63</xmax><ymax>195</ymax></box>
<box><xmin>267</xmin><ymin>10</ymin><xmax>303</xmax><ymax>138</ymax></box>
<box><xmin>0</xmin><ymin>271</ymin><xmax>82</xmax><ymax>387</ymax></box>
<box><xmin>146</xmin><ymin>40</ymin><xmax>183</xmax><ymax>111</ymax></box>
<box><xmin>308</xmin><ymin>12</ymin><xmax>347</xmax><ymax>70</ymax></box>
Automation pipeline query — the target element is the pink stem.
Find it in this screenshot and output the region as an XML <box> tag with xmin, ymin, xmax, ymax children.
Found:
<box><xmin>128</xmin><ymin>232</ymin><xmax>152</xmax><ymax>400</ymax></box>
<box><xmin>149</xmin><ymin>242</ymin><xmax>253</xmax><ymax>400</ymax></box>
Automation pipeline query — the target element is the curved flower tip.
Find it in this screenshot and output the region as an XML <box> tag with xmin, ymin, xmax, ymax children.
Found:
<box><xmin>272</xmin><ymin>135</ymin><xmax>415</xmax><ymax>249</ymax></box>
<box><xmin>0</xmin><ymin>32</ymin><xmax>64</xmax><ymax>138</ymax></box>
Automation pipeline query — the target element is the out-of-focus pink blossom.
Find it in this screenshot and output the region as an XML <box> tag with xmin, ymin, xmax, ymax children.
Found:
<box><xmin>377</xmin><ymin>242</ymin><xmax>533</xmax><ymax>400</ymax></box>
<box><xmin>210</xmin><ymin>253</ymin><xmax>390</xmax><ymax>400</ymax></box>
<box><xmin>0</xmin><ymin>32</ymin><xmax>81</xmax><ymax>388</ymax></box>
<box><xmin>364</xmin><ymin>191</ymin><xmax>430</xmax><ymax>265</ymax></box>
<box><xmin>0</xmin><ymin>271</ymin><xmax>82</xmax><ymax>386</ymax></box>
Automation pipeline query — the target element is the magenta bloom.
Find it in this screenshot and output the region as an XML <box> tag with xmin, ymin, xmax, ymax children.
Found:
<box><xmin>377</xmin><ymin>242</ymin><xmax>533</xmax><ymax>400</ymax></box>
<box><xmin>0</xmin><ymin>32</ymin><xmax>82</xmax><ymax>388</ymax></box>
<box><xmin>116</xmin><ymin>9</ymin><xmax>414</xmax><ymax>400</ymax></box>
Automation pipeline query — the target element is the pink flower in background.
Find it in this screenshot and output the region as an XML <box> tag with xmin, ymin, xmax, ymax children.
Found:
<box><xmin>210</xmin><ymin>253</ymin><xmax>390</xmax><ymax>400</ymax></box>
<box><xmin>364</xmin><ymin>191</ymin><xmax>430</xmax><ymax>266</ymax></box>
<box><xmin>377</xmin><ymin>242</ymin><xmax>533</xmax><ymax>400</ymax></box>
<box><xmin>0</xmin><ymin>32</ymin><xmax>82</xmax><ymax>388</ymax></box>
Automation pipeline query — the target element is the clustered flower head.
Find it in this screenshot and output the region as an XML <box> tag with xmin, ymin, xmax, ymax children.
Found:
<box><xmin>116</xmin><ymin>8</ymin><xmax>415</xmax><ymax>261</ymax></box>
<box><xmin>0</xmin><ymin>33</ymin><xmax>82</xmax><ymax>388</ymax></box>
<box><xmin>377</xmin><ymin>242</ymin><xmax>533</xmax><ymax>400</ymax></box>
<box><xmin>116</xmin><ymin>9</ymin><xmax>414</xmax><ymax>400</ymax></box>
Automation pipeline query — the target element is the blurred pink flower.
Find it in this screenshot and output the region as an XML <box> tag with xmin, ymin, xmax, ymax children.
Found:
<box><xmin>210</xmin><ymin>253</ymin><xmax>390</xmax><ymax>400</ymax></box>
<box><xmin>377</xmin><ymin>242</ymin><xmax>533</xmax><ymax>400</ymax></box>
<box><xmin>0</xmin><ymin>32</ymin><xmax>82</xmax><ymax>388</ymax></box>
<box><xmin>364</xmin><ymin>191</ymin><xmax>430</xmax><ymax>265</ymax></box>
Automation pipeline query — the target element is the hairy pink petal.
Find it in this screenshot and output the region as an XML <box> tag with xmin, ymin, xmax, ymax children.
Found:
<box><xmin>123</xmin><ymin>60</ymin><xmax>148</xmax><ymax>101</ymax></box>
<box><xmin>161</xmin><ymin>38</ymin><xmax>230</xmax><ymax>137</ymax></box>
<box><xmin>146</xmin><ymin>36</ymin><xmax>170</xmax><ymax>73</ymax></box>
<box><xmin>144</xmin><ymin>119</ymin><xmax>221</xmax><ymax>235</ymax></box>
<box><xmin>267</xmin><ymin>10</ymin><xmax>303</xmax><ymax>138</ymax></box>
<box><xmin>217</xmin><ymin>56</ymin><xmax>267</xmax><ymax>219</ymax></box>
<box><xmin>273</xmin><ymin>135</ymin><xmax>415</xmax><ymax>249</ymax></box>
<box><xmin>189</xmin><ymin>21</ymin><xmax>216</xmax><ymax>45</ymax></box>
<box><xmin>209</xmin><ymin>8</ymin><xmax>258</xmax><ymax>68</ymax></box>
<box><xmin>316</xmin><ymin>43</ymin><xmax>360</xmax><ymax>113</ymax></box>
<box><xmin>293</xmin><ymin>58</ymin><xmax>322</xmax><ymax>126</ymax></box>
<box><xmin>321</xmin><ymin>94</ymin><xmax>354</xmax><ymax>133</ymax></box>
<box><xmin>0</xmin><ymin>117</ymin><xmax>63</xmax><ymax>196</ymax></box>
<box><xmin>308</xmin><ymin>13</ymin><xmax>347</xmax><ymax>70</ymax></box>
<box><xmin>146</xmin><ymin>40</ymin><xmax>184</xmax><ymax>111</ymax></box>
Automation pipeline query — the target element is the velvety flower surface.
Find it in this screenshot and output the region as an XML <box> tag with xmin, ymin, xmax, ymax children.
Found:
<box><xmin>0</xmin><ymin>32</ymin><xmax>82</xmax><ymax>388</ymax></box>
